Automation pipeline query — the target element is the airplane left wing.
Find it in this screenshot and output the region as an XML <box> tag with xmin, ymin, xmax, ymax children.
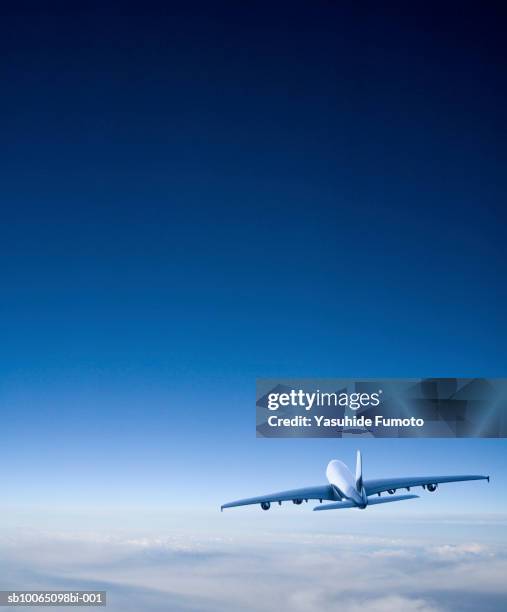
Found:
<box><xmin>221</xmin><ymin>485</ymin><xmax>336</xmax><ymax>511</ymax></box>
<box><xmin>364</xmin><ymin>474</ymin><xmax>489</xmax><ymax>496</ymax></box>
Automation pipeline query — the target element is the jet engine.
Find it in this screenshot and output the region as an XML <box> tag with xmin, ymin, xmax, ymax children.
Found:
<box><xmin>387</xmin><ymin>489</ymin><xmax>396</xmax><ymax>494</ymax></box>
<box><xmin>293</xmin><ymin>499</ymin><xmax>303</xmax><ymax>505</ymax></box>
<box><xmin>261</xmin><ymin>502</ymin><xmax>271</xmax><ymax>510</ymax></box>
<box><xmin>427</xmin><ymin>483</ymin><xmax>438</xmax><ymax>492</ymax></box>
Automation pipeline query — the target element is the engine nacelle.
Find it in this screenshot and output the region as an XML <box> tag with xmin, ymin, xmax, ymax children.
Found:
<box><xmin>261</xmin><ymin>502</ymin><xmax>271</xmax><ymax>510</ymax></box>
<box><xmin>293</xmin><ymin>499</ymin><xmax>303</xmax><ymax>505</ymax></box>
<box><xmin>387</xmin><ymin>489</ymin><xmax>396</xmax><ymax>494</ymax></box>
<box><xmin>427</xmin><ymin>483</ymin><xmax>438</xmax><ymax>492</ymax></box>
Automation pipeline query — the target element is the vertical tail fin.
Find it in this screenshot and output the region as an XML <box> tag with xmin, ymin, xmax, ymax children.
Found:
<box><xmin>355</xmin><ymin>450</ymin><xmax>363</xmax><ymax>492</ymax></box>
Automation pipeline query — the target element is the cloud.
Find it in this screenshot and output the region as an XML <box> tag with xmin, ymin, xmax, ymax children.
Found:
<box><xmin>344</xmin><ymin>595</ymin><xmax>439</xmax><ymax>612</ymax></box>
<box><xmin>0</xmin><ymin>530</ymin><xmax>506</xmax><ymax>611</ymax></box>
<box><xmin>429</xmin><ymin>543</ymin><xmax>491</xmax><ymax>560</ymax></box>
<box><xmin>369</xmin><ymin>548</ymin><xmax>414</xmax><ymax>558</ymax></box>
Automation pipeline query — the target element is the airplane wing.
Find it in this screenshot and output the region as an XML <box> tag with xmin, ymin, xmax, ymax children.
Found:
<box><xmin>221</xmin><ymin>485</ymin><xmax>336</xmax><ymax>510</ymax></box>
<box><xmin>364</xmin><ymin>474</ymin><xmax>489</xmax><ymax>496</ymax></box>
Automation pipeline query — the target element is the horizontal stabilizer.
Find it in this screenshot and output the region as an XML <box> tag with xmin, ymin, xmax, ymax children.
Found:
<box><xmin>367</xmin><ymin>494</ymin><xmax>419</xmax><ymax>506</ymax></box>
<box><xmin>314</xmin><ymin>500</ymin><xmax>359</xmax><ymax>511</ymax></box>
<box><xmin>314</xmin><ymin>494</ymin><xmax>419</xmax><ymax>511</ymax></box>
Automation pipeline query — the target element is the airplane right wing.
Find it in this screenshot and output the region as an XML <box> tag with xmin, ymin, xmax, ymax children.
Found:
<box><xmin>364</xmin><ymin>474</ymin><xmax>489</xmax><ymax>496</ymax></box>
<box><xmin>221</xmin><ymin>485</ymin><xmax>337</xmax><ymax>510</ymax></box>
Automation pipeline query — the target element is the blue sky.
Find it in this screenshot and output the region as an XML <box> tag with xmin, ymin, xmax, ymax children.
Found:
<box><xmin>1</xmin><ymin>0</ymin><xmax>506</xmax><ymax>521</ymax></box>
<box><xmin>0</xmin><ymin>3</ymin><xmax>506</xmax><ymax>609</ymax></box>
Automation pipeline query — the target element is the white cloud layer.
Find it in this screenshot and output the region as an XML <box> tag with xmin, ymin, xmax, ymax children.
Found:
<box><xmin>0</xmin><ymin>529</ymin><xmax>506</xmax><ymax>611</ymax></box>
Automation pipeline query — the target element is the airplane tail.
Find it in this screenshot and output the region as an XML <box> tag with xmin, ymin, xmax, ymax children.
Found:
<box><xmin>355</xmin><ymin>450</ymin><xmax>362</xmax><ymax>492</ymax></box>
<box><xmin>314</xmin><ymin>494</ymin><xmax>419</xmax><ymax>511</ymax></box>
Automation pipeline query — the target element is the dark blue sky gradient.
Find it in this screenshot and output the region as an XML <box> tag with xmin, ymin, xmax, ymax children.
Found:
<box><xmin>1</xmin><ymin>3</ymin><xmax>506</xmax><ymax>514</ymax></box>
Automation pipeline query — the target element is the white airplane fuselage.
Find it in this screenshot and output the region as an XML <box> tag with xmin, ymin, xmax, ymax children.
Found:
<box><xmin>326</xmin><ymin>459</ymin><xmax>367</xmax><ymax>508</ymax></box>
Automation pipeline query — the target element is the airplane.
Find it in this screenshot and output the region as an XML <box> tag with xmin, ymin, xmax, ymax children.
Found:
<box><xmin>221</xmin><ymin>450</ymin><xmax>489</xmax><ymax>512</ymax></box>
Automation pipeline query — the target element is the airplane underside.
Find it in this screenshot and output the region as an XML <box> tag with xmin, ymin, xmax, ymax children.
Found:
<box><xmin>221</xmin><ymin>450</ymin><xmax>489</xmax><ymax>513</ymax></box>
